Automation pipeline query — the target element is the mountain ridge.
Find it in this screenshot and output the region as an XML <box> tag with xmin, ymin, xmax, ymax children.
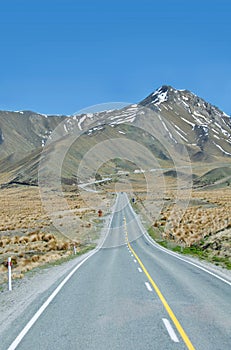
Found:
<box><xmin>0</xmin><ymin>85</ymin><xmax>231</xmax><ymax>186</ymax></box>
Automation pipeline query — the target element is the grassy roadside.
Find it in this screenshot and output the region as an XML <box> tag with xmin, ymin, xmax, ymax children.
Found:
<box><xmin>0</xmin><ymin>184</ymin><xmax>110</xmax><ymax>285</ymax></box>
<box><xmin>147</xmin><ymin>226</ymin><xmax>231</xmax><ymax>270</ymax></box>
<box><xmin>131</xmin><ymin>197</ymin><xmax>231</xmax><ymax>270</ymax></box>
<box><xmin>0</xmin><ymin>244</ymin><xmax>96</xmax><ymax>288</ymax></box>
<box><xmin>33</xmin><ymin>244</ymin><xmax>96</xmax><ymax>270</ymax></box>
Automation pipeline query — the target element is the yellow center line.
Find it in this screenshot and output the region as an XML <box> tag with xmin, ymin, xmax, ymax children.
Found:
<box><xmin>124</xmin><ymin>217</ymin><xmax>195</xmax><ymax>350</ymax></box>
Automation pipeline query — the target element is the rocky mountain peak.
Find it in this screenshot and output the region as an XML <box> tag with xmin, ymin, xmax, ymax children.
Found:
<box><xmin>140</xmin><ymin>85</ymin><xmax>230</xmax><ymax>120</ymax></box>
<box><xmin>137</xmin><ymin>85</ymin><xmax>231</xmax><ymax>160</ymax></box>
<box><xmin>139</xmin><ymin>85</ymin><xmax>171</xmax><ymax>107</ymax></box>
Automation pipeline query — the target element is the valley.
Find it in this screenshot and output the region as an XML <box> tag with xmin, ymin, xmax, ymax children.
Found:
<box><xmin>0</xmin><ymin>85</ymin><xmax>231</xmax><ymax>286</ymax></box>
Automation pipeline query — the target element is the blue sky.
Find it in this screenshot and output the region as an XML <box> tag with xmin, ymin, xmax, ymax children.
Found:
<box><xmin>0</xmin><ymin>0</ymin><xmax>230</xmax><ymax>115</ymax></box>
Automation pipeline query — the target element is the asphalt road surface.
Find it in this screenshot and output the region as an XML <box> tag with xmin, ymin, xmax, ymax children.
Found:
<box><xmin>4</xmin><ymin>193</ymin><xmax>231</xmax><ymax>350</ymax></box>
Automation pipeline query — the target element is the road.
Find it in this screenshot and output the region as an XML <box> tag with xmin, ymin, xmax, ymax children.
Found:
<box><xmin>4</xmin><ymin>193</ymin><xmax>231</xmax><ymax>350</ymax></box>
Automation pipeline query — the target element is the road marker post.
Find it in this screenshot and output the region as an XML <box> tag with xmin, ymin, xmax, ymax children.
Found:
<box><xmin>8</xmin><ymin>257</ymin><xmax>12</xmax><ymax>291</ymax></box>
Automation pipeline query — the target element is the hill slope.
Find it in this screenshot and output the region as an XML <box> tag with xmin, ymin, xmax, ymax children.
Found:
<box><xmin>0</xmin><ymin>85</ymin><xmax>231</xmax><ymax>186</ymax></box>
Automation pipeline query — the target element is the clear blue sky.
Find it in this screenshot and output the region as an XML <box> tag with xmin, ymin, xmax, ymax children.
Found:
<box><xmin>0</xmin><ymin>0</ymin><xmax>230</xmax><ymax>115</ymax></box>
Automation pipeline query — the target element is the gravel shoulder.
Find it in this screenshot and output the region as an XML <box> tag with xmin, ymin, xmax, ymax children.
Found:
<box><xmin>0</xmin><ymin>213</ymin><xmax>111</xmax><ymax>341</ymax></box>
<box><xmin>0</xmin><ymin>250</ymin><xmax>95</xmax><ymax>338</ymax></box>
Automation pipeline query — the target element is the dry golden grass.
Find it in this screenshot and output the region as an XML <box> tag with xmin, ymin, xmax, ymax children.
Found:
<box><xmin>0</xmin><ymin>187</ymin><xmax>50</xmax><ymax>231</ymax></box>
<box><xmin>121</xmin><ymin>171</ymin><xmax>230</xmax><ymax>248</ymax></box>
<box><xmin>3</xmin><ymin>174</ymin><xmax>229</xmax><ymax>280</ymax></box>
<box><xmin>158</xmin><ymin>188</ymin><xmax>231</xmax><ymax>246</ymax></box>
<box><xmin>109</xmin><ymin>172</ymin><xmax>231</xmax><ymax>265</ymax></box>
<box><xmin>0</xmin><ymin>229</ymin><xmax>80</xmax><ymax>284</ymax></box>
<box><xmin>0</xmin><ymin>185</ymin><xmax>104</xmax><ymax>284</ymax></box>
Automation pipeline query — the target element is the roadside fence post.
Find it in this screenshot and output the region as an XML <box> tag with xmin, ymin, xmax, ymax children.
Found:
<box><xmin>8</xmin><ymin>257</ymin><xmax>12</xmax><ymax>291</ymax></box>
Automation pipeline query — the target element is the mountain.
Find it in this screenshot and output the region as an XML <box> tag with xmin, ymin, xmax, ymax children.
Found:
<box><xmin>0</xmin><ymin>85</ymin><xmax>231</xmax><ymax>186</ymax></box>
<box><xmin>0</xmin><ymin>110</ymin><xmax>66</xmax><ymax>160</ymax></box>
<box><xmin>140</xmin><ymin>86</ymin><xmax>231</xmax><ymax>161</ymax></box>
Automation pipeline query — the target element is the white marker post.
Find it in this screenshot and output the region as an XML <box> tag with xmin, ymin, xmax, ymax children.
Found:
<box><xmin>8</xmin><ymin>257</ymin><xmax>12</xmax><ymax>291</ymax></box>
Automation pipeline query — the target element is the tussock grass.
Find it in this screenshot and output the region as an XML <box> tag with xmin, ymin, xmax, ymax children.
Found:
<box><xmin>0</xmin><ymin>186</ymin><xmax>102</xmax><ymax>284</ymax></box>
<box><xmin>0</xmin><ymin>230</ymin><xmax>81</xmax><ymax>283</ymax></box>
<box><xmin>131</xmin><ymin>180</ymin><xmax>231</xmax><ymax>269</ymax></box>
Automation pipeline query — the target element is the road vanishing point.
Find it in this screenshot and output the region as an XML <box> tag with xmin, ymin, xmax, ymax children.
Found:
<box><xmin>4</xmin><ymin>193</ymin><xmax>231</xmax><ymax>350</ymax></box>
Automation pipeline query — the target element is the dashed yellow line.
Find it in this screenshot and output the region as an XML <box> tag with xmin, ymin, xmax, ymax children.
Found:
<box><xmin>124</xmin><ymin>217</ymin><xmax>195</xmax><ymax>350</ymax></box>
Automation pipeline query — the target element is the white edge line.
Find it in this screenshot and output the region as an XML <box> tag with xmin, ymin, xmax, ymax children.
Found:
<box><xmin>144</xmin><ymin>229</ymin><xmax>231</xmax><ymax>287</ymax></box>
<box><xmin>7</xmin><ymin>195</ymin><xmax>119</xmax><ymax>350</ymax></box>
<box><xmin>145</xmin><ymin>282</ymin><xmax>152</xmax><ymax>291</ymax></box>
<box><xmin>126</xmin><ymin>196</ymin><xmax>231</xmax><ymax>287</ymax></box>
<box><xmin>162</xmin><ymin>318</ymin><xmax>179</xmax><ymax>342</ymax></box>
<box><xmin>7</xmin><ymin>249</ymin><xmax>97</xmax><ymax>350</ymax></box>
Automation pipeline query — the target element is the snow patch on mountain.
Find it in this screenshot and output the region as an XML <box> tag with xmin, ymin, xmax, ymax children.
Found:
<box><xmin>78</xmin><ymin>115</ymin><xmax>86</xmax><ymax>130</ymax></box>
<box><xmin>151</xmin><ymin>86</ymin><xmax>168</xmax><ymax>105</ymax></box>
<box><xmin>213</xmin><ymin>142</ymin><xmax>231</xmax><ymax>156</ymax></box>
<box><xmin>15</xmin><ymin>111</ymin><xmax>24</xmax><ymax>115</ymax></box>
<box><xmin>175</xmin><ymin>129</ymin><xmax>188</xmax><ymax>142</ymax></box>
<box><xmin>214</xmin><ymin>122</ymin><xmax>230</xmax><ymax>137</ymax></box>
<box><xmin>173</xmin><ymin>123</ymin><xmax>187</xmax><ymax>136</ymax></box>
<box><xmin>181</xmin><ymin>117</ymin><xmax>195</xmax><ymax>128</ymax></box>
